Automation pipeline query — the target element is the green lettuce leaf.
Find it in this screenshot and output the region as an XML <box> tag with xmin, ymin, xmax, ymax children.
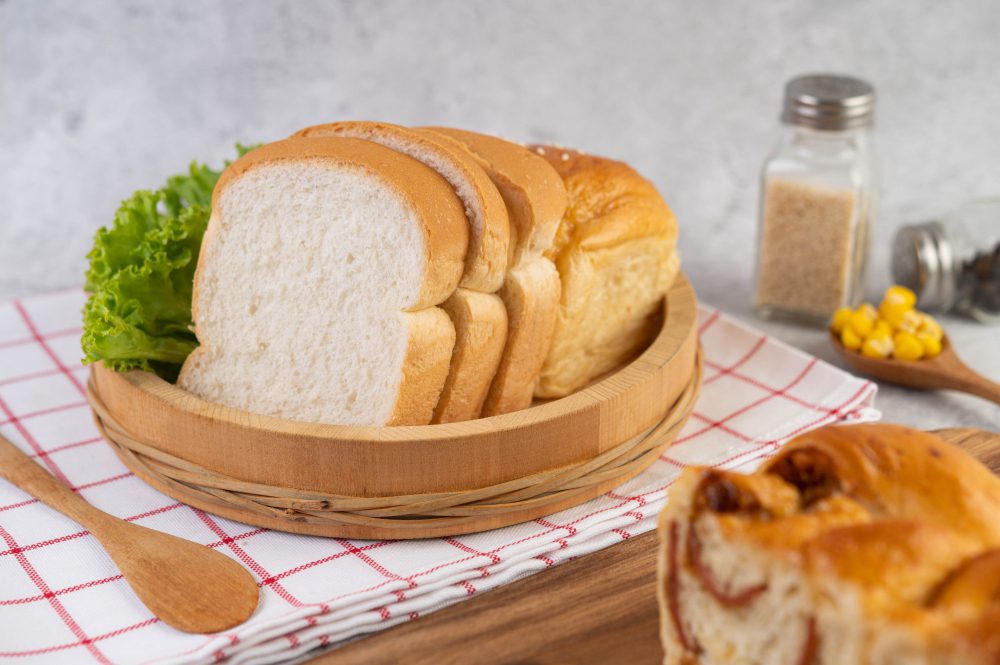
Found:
<box><xmin>82</xmin><ymin>145</ymin><xmax>257</xmax><ymax>380</ymax></box>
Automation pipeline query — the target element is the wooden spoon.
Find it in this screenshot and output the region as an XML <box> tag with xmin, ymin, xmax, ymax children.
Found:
<box><xmin>0</xmin><ymin>433</ymin><xmax>259</xmax><ymax>633</ymax></box>
<box><xmin>830</xmin><ymin>332</ymin><xmax>1000</xmax><ymax>406</ymax></box>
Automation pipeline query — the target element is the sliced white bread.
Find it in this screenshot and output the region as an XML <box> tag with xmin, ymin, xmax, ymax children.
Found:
<box><xmin>177</xmin><ymin>136</ymin><xmax>469</xmax><ymax>426</ymax></box>
<box><xmin>294</xmin><ymin>122</ymin><xmax>509</xmax><ymax>292</ymax></box>
<box><xmin>295</xmin><ymin>122</ymin><xmax>511</xmax><ymax>423</ymax></box>
<box><xmin>431</xmin><ymin>289</ymin><xmax>508</xmax><ymax>423</ymax></box>
<box><xmin>426</xmin><ymin>127</ymin><xmax>568</xmax><ymax>416</ymax></box>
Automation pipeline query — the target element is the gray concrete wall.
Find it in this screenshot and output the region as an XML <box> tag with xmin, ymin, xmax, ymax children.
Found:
<box><xmin>2</xmin><ymin>0</ymin><xmax>998</xmax><ymax>428</ymax></box>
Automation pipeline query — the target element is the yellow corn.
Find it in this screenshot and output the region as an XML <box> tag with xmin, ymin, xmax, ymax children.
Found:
<box><xmin>871</xmin><ymin>319</ymin><xmax>893</xmax><ymax>338</ymax></box>
<box><xmin>861</xmin><ymin>334</ymin><xmax>894</xmax><ymax>359</ymax></box>
<box><xmin>830</xmin><ymin>307</ymin><xmax>853</xmax><ymax>334</ymax></box>
<box><xmin>916</xmin><ymin>312</ymin><xmax>943</xmax><ymax>341</ymax></box>
<box><xmin>848</xmin><ymin>309</ymin><xmax>875</xmax><ymax>337</ymax></box>
<box><xmin>879</xmin><ymin>285</ymin><xmax>916</xmax><ymax>313</ymax></box>
<box><xmin>892</xmin><ymin>331</ymin><xmax>924</xmax><ymax>361</ymax></box>
<box><xmin>918</xmin><ymin>332</ymin><xmax>942</xmax><ymax>358</ymax></box>
<box><xmin>837</xmin><ymin>286</ymin><xmax>947</xmax><ymax>363</ymax></box>
<box><xmin>857</xmin><ymin>303</ymin><xmax>878</xmax><ymax>321</ymax></box>
<box><xmin>841</xmin><ymin>326</ymin><xmax>863</xmax><ymax>351</ymax></box>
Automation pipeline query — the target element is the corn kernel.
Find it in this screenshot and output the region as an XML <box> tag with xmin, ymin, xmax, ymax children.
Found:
<box><xmin>871</xmin><ymin>319</ymin><xmax>893</xmax><ymax>338</ymax></box>
<box><xmin>830</xmin><ymin>307</ymin><xmax>853</xmax><ymax>334</ymax></box>
<box><xmin>841</xmin><ymin>326</ymin><xmax>863</xmax><ymax>351</ymax></box>
<box><xmin>848</xmin><ymin>310</ymin><xmax>875</xmax><ymax>337</ymax></box>
<box><xmin>880</xmin><ymin>304</ymin><xmax>908</xmax><ymax>327</ymax></box>
<box><xmin>916</xmin><ymin>312</ymin><xmax>943</xmax><ymax>341</ymax></box>
<box><xmin>900</xmin><ymin>310</ymin><xmax>922</xmax><ymax>334</ymax></box>
<box><xmin>861</xmin><ymin>335</ymin><xmax>894</xmax><ymax>359</ymax></box>
<box><xmin>879</xmin><ymin>285</ymin><xmax>917</xmax><ymax>313</ymax></box>
<box><xmin>891</xmin><ymin>309</ymin><xmax>922</xmax><ymax>334</ymax></box>
<box><xmin>918</xmin><ymin>332</ymin><xmax>942</xmax><ymax>358</ymax></box>
<box><xmin>892</xmin><ymin>332</ymin><xmax>925</xmax><ymax>361</ymax></box>
<box><xmin>857</xmin><ymin>303</ymin><xmax>878</xmax><ymax>321</ymax></box>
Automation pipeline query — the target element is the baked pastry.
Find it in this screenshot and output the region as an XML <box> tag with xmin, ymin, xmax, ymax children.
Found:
<box><xmin>178</xmin><ymin>136</ymin><xmax>468</xmax><ymax>426</ymax></box>
<box><xmin>427</xmin><ymin>127</ymin><xmax>567</xmax><ymax>416</ymax></box>
<box><xmin>656</xmin><ymin>423</ymin><xmax>1000</xmax><ymax>665</ymax></box>
<box><xmin>295</xmin><ymin>122</ymin><xmax>510</xmax><ymax>423</ymax></box>
<box><xmin>531</xmin><ymin>147</ymin><xmax>680</xmax><ymax>399</ymax></box>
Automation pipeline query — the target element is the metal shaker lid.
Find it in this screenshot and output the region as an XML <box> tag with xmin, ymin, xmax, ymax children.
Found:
<box><xmin>782</xmin><ymin>74</ymin><xmax>876</xmax><ymax>131</ymax></box>
<box><xmin>892</xmin><ymin>222</ymin><xmax>957</xmax><ymax>310</ymax></box>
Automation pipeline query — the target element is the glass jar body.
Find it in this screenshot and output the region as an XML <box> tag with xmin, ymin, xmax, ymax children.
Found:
<box><xmin>754</xmin><ymin>125</ymin><xmax>876</xmax><ymax>325</ymax></box>
<box><xmin>927</xmin><ymin>199</ymin><xmax>1000</xmax><ymax>324</ymax></box>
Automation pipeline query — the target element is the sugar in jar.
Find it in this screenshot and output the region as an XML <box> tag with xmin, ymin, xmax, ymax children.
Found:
<box><xmin>754</xmin><ymin>74</ymin><xmax>877</xmax><ymax>326</ymax></box>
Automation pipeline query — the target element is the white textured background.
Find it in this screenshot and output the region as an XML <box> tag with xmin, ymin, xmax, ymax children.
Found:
<box><xmin>1</xmin><ymin>0</ymin><xmax>998</xmax><ymax>428</ymax></box>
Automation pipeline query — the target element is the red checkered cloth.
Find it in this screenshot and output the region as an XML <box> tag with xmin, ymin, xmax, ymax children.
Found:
<box><xmin>0</xmin><ymin>290</ymin><xmax>878</xmax><ymax>664</ymax></box>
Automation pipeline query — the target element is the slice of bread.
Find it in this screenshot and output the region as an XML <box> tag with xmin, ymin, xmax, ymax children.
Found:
<box><xmin>177</xmin><ymin>136</ymin><xmax>468</xmax><ymax>426</ymax></box>
<box><xmin>294</xmin><ymin>122</ymin><xmax>510</xmax><ymax>292</ymax></box>
<box><xmin>480</xmin><ymin>259</ymin><xmax>560</xmax><ymax>415</ymax></box>
<box><xmin>426</xmin><ymin>128</ymin><xmax>567</xmax><ymax>416</ymax></box>
<box><xmin>431</xmin><ymin>288</ymin><xmax>508</xmax><ymax>423</ymax></box>
<box><xmin>295</xmin><ymin>122</ymin><xmax>511</xmax><ymax>424</ymax></box>
<box><xmin>427</xmin><ymin>128</ymin><xmax>567</xmax><ymax>265</ymax></box>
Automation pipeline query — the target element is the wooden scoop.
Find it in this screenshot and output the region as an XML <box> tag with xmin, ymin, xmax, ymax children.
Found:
<box><xmin>0</xmin><ymin>433</ymin><xmax>259</xmax><ymax>633</ymax></box>
<box><xmin>830</xmin><ymin>332</ymin><xmax>1000</xmax><ymax>406</ymax></box>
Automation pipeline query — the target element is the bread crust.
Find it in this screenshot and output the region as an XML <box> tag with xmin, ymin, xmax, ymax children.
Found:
<box><xmin>184</xmin><ymin>136</ymin><xmax>469</xmax><ymax>426</ymax></box>
<box><xmin>292</xmin><ymin>124</ymin><xmax>514</xmax><ymax>425</ymax></box>
<box><xmin>656</xmin><ymin>424</ymin><xmax>1000</xmax><ymax>665</ymax></box>
<box><xmin>424</xmin><ymin>127</ymin><xmax>567</xmax><ymax>263</ymax></box>
<box><xmin>426</xmin><ymin>128</ymin><xmax>567</xmax><ymax>416</ymax></box>
<box><xmin>480</xmin><ymin>259</ymin><xmax>560</xmax><ymax>416</ymax></box>
<box><xmin>530</xmin><ymin>146</ymin><xmax>680</xmax><ymax>399</ymax></box>
<box><xmin>431</xmin><ymin>289</ymin><xmax>508</xmax><ymax>423</ymax></box>
<box><xmin>391</xmin><ymin>307</ymin><xmax>456</xmax><ymax>426</ymax></box>
<box><xmin>208</xmin><ymin>136</ymin><xmax>468</xmax><ymax>311</ymax></box>
<box><xmin>294</xmin><ymin>121</ymin><xmax>510</xmax><ymax>293</ymax></box>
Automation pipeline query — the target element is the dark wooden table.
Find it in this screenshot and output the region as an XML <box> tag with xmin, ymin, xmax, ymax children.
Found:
<box><xmin>308</xmin><ymin>429</ymin><xmax>999</xmax><ymax>665</ymax></box>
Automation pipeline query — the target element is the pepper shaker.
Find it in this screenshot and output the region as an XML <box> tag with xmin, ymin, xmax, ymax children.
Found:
<box><xmin>892</xmin><ymin>198</ymin><xmax>1000</xmax><ymax>324</ymax></box>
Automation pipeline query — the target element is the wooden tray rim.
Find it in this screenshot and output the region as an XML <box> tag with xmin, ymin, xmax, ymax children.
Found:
<box><xmin>100</xmin><ymin>273</ymin><xmax>698</xmax><ymax>444</ymax></box>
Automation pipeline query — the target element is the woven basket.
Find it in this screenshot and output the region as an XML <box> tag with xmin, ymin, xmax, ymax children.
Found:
<box><xmin>87</xmin><ymin>274</ymin><xmax>701</xmax><ymax>539</ymax></box>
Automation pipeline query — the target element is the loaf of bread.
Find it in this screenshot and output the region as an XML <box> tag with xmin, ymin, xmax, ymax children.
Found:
<box><xmin>294</xmin><ymin>122</ymin><xmax>511</xmax><ymax>423</ymax></box>
<box><xmin>531</xmin><ymin>147</ymin><xmax>680</xmax><ymax>399</ymax></box>
<box><xmin>178</xmin><ymin>136</ymin><xmax>469</xmax><ymax>426</ymax></box>
<box><xmin>657</xmin><ymin>423</ymin><xmax>1000</xmax><ymax>665</ymax></box>
<box><xmin>178</xmin><ymin>126</ymin><xmax>682</xmax><ymax>426</ymax></box>
<box><xmin>427</xmin><ymin>128</ymin><xmax>567</xmax><ymax>416</ymax></box>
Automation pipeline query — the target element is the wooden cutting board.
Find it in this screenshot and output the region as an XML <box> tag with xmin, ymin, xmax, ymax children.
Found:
<box><xmin>310</xmin><ymin>428</ymin><xmax>1000</xmax><ymax>665</ymax></box>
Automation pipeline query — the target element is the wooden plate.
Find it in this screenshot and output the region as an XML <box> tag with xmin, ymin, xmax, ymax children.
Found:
<box><xmin>87</xmin><ymin>274</ymin><xmax>700</xmax><ymax>539</ymax></box>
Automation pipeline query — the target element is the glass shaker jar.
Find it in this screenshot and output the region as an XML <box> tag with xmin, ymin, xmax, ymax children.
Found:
<box><xmin>892</xmin><ymin>198</ymin><xmax>1000</xmax><ymax>324</ymax></box>
<box><xmin>754</xmin><ymin>74</ymin><xmax>877</xmax><ymax>325</ymax></box>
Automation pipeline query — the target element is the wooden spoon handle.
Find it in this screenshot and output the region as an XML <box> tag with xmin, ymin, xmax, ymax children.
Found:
<box><xmin>0</xmin><ymin>433</ymin><xmax>103</xmax><ymax>528</ymax></box>
<box><xmin>941</xmin><ymin>360</ymin><xmax>1000</xmax><ymax>406</ymax></box>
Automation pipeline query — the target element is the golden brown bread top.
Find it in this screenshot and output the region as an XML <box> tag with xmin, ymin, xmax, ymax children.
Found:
<box><xmin>210</xmin><ymin>136</ymin><xmax>468</xmax><ymax>310</ymax></box>
<box><xmin>528</xmin><ymin>146</ymin><xmax>678</xmax><ymax>260</ymax></box>
<box><xmin>676</xmin><ymin>423</ymin><xmax>1000</xmax><ymax>663</ymax></box>
<box><xmin>928</xmin><ymin>549</ymin><xmax>1000</xmax><ymax>665</ymax></box>
<box><xmin>527</xmin><ymin>146</ymin><xmax>681</xmax><ymax>399</ymax></box>
<box><xmin>762</xmin><ymin>424</ymin><xmax>1000</xmax><ymax>544</ymax></box>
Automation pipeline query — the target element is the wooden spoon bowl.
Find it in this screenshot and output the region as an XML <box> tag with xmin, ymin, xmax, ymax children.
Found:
<box><xmin>0</xmin><ymin>433</ymin><xmax>259</xmax><ymax>633</ymax></box>
<box><xmin>830</xmin><ymin>331</ymin><xmax>1000</xmax><ymax>405</ymax></box>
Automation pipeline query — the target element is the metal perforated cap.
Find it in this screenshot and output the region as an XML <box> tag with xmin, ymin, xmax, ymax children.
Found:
<box><xmin>782</xmin><ymin>74</ymin><xmax>875</xmax><ymax>130</ymax></box>
<box><xmin>892</xmin><ymin>222</ymin><xmax>956</xmax><ymax>310</ymax></box>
